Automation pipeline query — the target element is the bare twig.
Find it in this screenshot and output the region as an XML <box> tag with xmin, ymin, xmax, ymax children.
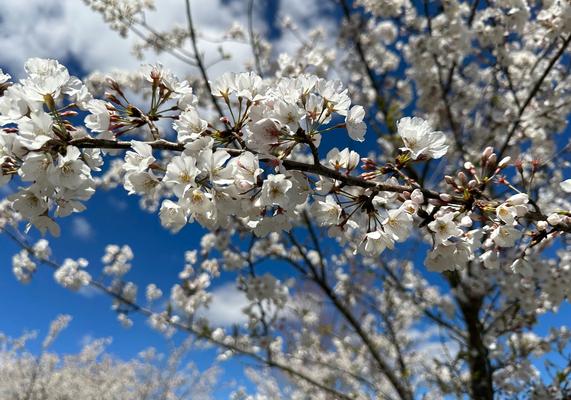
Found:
<box><xmin>248</xmin><ymin>0</ymin><xmax>264</xmax><ymax>77</ymax></box>
<box><xmin>498</xmin><ymin>35</ymin><xmax>571</xmax><ymax>159</ymax></box>
<box><xmin>184</xmin><ymin>0</ymin><xmax>225</xmax><ymax>119</ymax></box>
<box><xmin>1</xmin><ymin>227</ymin><xmax>355</xmax><ymax>400</ymax></box>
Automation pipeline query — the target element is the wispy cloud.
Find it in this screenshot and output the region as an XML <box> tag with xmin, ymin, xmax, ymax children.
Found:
<box><xmin>106</xmin><ymin>195</ymin><xmax>128</xmax><ymax>212</ymax></box>
<box><xmin>0</xmin><ymin>0</ymin><xmax>249</xmax><ymax>78</ymax></box>
<box><xmin>77</xmin><ymin>285</ymin><xmax>101</xmax><ymax>298</ymax></box>
<box><xmin>71</xmin><ymin>216</ymin><xmax>94</xmax><ymax>241</ymax></box>
<box><xmin>199</xmin><ymin>282</ymin><xmax>249</xmax><ymax>327</ymax></box>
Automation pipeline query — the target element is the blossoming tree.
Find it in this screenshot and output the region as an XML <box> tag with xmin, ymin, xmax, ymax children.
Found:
<box><xmin>1</xmin><ymin>0</ymin><xmax>571</xmax><ymax>398</ymax></box>
<box><xmin>0</xmin><ymin>315</ymin><xmax>219</xmax><ymax>399</ymax></box>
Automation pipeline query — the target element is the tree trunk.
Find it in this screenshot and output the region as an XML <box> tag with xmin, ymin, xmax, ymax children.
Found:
<box><xmin>459</xmin><ymin>297</ymin><xmax>494</xmax><ymax>400</ymax></box>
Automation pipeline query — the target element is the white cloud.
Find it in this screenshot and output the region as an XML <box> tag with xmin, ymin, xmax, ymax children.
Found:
<box><xmin>407</xmin><ymin>326</ymin><xmax>460</xmax><ymax>364</ymax></box>
<box><xmin>0</xmin><ymin>0</ymin><xmax>337</xmax><ymax>79</ymax></box>
<box><xmin>0</xmin><ymin>0</ymin><xmax>250</xmax><ymax>78</ymax></box>
<box><xmin>77</xmin><ymin>284</ymin><xmax>101</xmax><ymax>298</ymax></box>
<box><xmin>79</xmin><ymin>334</ymin><xmax>95</xmax><ymax>347</ymax></box>
<box><xmin>107</xmin><ymin>195</ymin><xmax>128</xmax><ymax>211</ymax></box>
<box><xmin>71</xmin><ymin>216</ymin><xmax>94</xmax><ymax>240</ymax></box>
<box><xmin>199</xmin><ymin>282</ymin><xmax>249</xmax><ymax>327</ymax></box>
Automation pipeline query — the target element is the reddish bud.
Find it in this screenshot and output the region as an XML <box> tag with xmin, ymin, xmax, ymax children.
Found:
<box><xmin>361</xmin><ymin>158</ymin><xmax>377</xmax><ymax>171</ymax></box>
<box><xmin>444</xmin><ymin>175</ymin><xmax>456</xmax><ymax>186</ymax></box>
<box><xmin>150</xmin><ymin>68</ymin><xmax>161</xmax><ymax>81</ymax></box>
<box><xmin>60</xmin><ymin>111</ymin><xmax>78</xmax><ymax>117</ymax></box>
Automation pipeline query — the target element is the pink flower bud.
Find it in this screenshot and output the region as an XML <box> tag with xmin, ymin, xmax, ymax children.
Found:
<box><xmin>411</xmin><ymin>189</ymin><xmax>424</xmax><ymax>204</ymax></box>
<box><xmin>482</xmin><ymin>146</ymin><xmax>494</xmax><ymax>159</ymax></box>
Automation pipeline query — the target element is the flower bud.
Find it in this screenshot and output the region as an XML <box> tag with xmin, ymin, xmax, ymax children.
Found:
<box><xmin>150</xmin><ymin>67</ymin><xmax>161</xmax><ymax>81</ymax></box>
<box><xmin>439</xmin><ymin>193</ymin><xmax>452</xmax><ymax>202</ymax></box>
<box><xmin>361</xmin><ymin>157</ymin><xmax>377</xmax><ymax>171</ymax></box>
<box><xmin>547</xmin><ymin>213</ymin><xmax>562</xmax><ymax>226</ymax></box>
<box><xmin>498</xmin><ymin>156</ymin><xmax>511</xmax><ymax>169</ymax></box>
<box><xmin>411</xmin><ymin>189</ymin><xmax>424</xmax><ymax>204</ymax></box>
<box><xmin>506</xmin><ymin>193</ymin><xmax>528</xmax><ymax>205</ymax></box>
<box><xmin>482</xmin><ymin>146</ymin><xmax>494</xmax><ymax>159</ymax></box>
<box><xmin>60</xmin><ymin>110</ymin><xmax>78</xmax><ymax>117</ymax></box>
<box><xmin>464</xmin><ymin>161</ymin><xmax>475</xmax><ymax>170</ymax></box>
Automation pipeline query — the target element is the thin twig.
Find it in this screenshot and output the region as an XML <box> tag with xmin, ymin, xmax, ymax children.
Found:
<box><xmin>1</xmin><ymin>227</ymin><xmax>355</xmax><ymax>400</ymax></box>
<box><xmin>184</xmin><ymin>0</ymin><xmax>225</xmax><ymax>119</ymax></box>
<box><xmin>248</xmin><ymin>0</ymin><xmax>264</xmax><ymax>77</ymax></box>
<box><xmin>498</xmin><ymin>35</ymin><xmax>571</xmax><ymax>159</ymax></box>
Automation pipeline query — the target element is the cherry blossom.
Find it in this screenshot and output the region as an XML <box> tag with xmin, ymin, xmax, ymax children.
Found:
<box><xmin>0</xmin><ymin>1</ymin><xmax>570</xmax><ymax>398</ymax></box>
<box><xmin>397</xmin><ymin>117</ymin><xmax>448</xmax><ymax>160</ymax></box>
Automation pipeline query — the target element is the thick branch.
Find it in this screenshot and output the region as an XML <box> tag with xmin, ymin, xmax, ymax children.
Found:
<box><xmin>68</xmin><ymin>136</ymin><xmax>454</xmax><ymax>202</ymax></box>
<box><xmin>446</xmin><ymin>272</ymin><xmax>493</xmax><ymax>400</ymax></box>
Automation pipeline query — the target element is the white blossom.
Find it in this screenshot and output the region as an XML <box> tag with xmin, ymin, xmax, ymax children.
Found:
<box><xmin>397</xmin><ymin>117</ymin><xmax>448</xmax><ymax>159</ymax></box>
<box><xmin>491</xmin><ymin>225</ymin><xmax>522</xmax><ymax>248</ymax></box>
<box><xmin>54</xmin><ymin>258</ymin><xmax>91</xmax><ymax>290</ymax></box>
<box><xmin>428</xmin><ymin>212</ymin><xmax>462</xmax><ymax>244</ymax></box>
<box><xmin>174</xmin><ymin>107</ymin><xmax>208</xmax><ymax>142</ymax></box>
<box><xmin>159</xmin><ymin>199</ymin><xmax>187</xmax><ymax>233</ymax></box>
<box><xmin>345</xmin><ymin>105</ymin><xmax>366</xmax><ymax>141</ymax></box>
<box><xmin>258</xmin><ymin>174</ymin><xmax>292</xmax><ymax>208</ymax></box>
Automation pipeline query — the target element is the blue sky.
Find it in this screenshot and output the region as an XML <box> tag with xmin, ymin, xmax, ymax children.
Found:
<box><xmin>0</xmin><ymin>0</ymin><xmax>570</xmax><ymax>397</ymax></box>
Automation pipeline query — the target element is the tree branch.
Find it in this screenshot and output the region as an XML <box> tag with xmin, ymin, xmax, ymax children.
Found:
<box><xmin>1</xmin><ymin>227</ymin><xmax>356</xmax><ymax>400</ymax></box>
<box><xmin>248</xmin><ymin>0</ymin><xmax>264</xmax><ymax>77</ymax></box>
<box><xmin>287</xmin><ymin>232</ymin><xmax>414</xmax><ymax>400</ymax></box>
<box><xmin>498</xmin><ymin>34</ymin><xmax>571</xmax><ymax>159</ymax></box>
<box><xmin>184</xmin><ymin>0</ymin><xmax>225</xmax><ymax>119</ymax></box>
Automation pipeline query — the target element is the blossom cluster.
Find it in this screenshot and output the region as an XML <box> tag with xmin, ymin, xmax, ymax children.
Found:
<box><xmin>1</xmin><ymin>0</ymin><xmax>569</xmax><ymax>398</ymax></box>
<box><xmin>2</xmin><ymin>58</ymin><xmax>568</xmax><ymax>280</ymax></box>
